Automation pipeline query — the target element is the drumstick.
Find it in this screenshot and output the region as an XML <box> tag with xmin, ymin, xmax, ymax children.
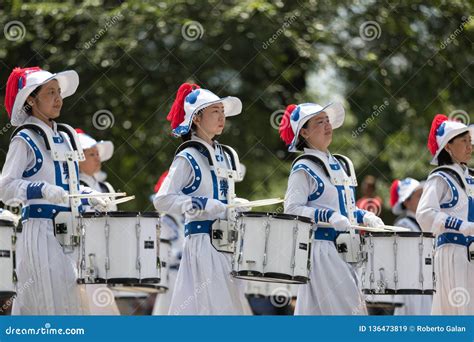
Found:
<box><xmin>67</xmin><ymin>192</ymin><xmax>127</xmax><ymax>199</ymax></box>
<box><xmin>227</xmin><ymin>198</ymin><xmax>284</xmax><ymax>209</ymax></box>
<box><xmin>108</xmin><ymin>195</ymin><xmax>135</xmax><ymax>206</ymax></box>
<box><xmin>316</xmin><ymin>222</ymin><xmax>390</xmax><ymax>232</ymax></box>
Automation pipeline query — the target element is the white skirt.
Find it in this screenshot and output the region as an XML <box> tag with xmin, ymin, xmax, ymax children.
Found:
<box><xmin>431</xmin><ymin>244</ymin><xmax>474</xmax><ymax>315</ymax></box>
<box><xmin>295</xmin><ymin>239</ymin><xmax>367</xmax><ymax>315</ymax></box>
<box><xmin>168</xmin><ymin>233</ymin><xmax>249</xmax><ymax>315</ymax></box>
<box><xmin>12</xmin><ymin>218</ymin><xmax>85</xmax><ymax>315</ymax></box>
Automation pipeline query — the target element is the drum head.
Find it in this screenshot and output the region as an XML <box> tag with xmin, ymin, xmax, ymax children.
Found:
<box><xmin>237</xmin><ymin>212</ymin><xmax>313</xmax><ymax>224</ymax></box>
<box><xmin>232</xmin><ymin>271</ymin><xmax>308</xmax><ymax>285</ymax></box>
<box><xmin>80</xmin><ymin>211</ymin><xmax>160</xmax><ymax>218</ymax></box>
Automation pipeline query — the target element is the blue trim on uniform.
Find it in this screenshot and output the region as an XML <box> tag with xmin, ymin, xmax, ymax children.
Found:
<box><xmin>444</xmin><ymin>216</ymin><xmax>463</xmax><ymax>230</ymax></box>
<box><xmin>54</xmin><ymin>161</ymin><xmax>70</xmax><ymax>191</ymax></box>
<box><xmin>466</xmin><ymin>177</ymin><xmax>474</xmax><ymax>185</ymax></box>
<box><xmin>291</xmin><ymin>163</ymin><xmax>325</xmax><ymax>201</ymax></box>
<box><xmin>314</xmin><ymin>227</ymin><xmax>337</xmax><ymax>242</ymax></box>
<box><xmin>355</xmin><ymin>209</ymin><xmax>366</xmax><ymax>224</ymax></box>
<box><xmin>26</xmin><ymin>182</ymin><xmax>44</xmax><ymax>200</ymax></box>
<box><xmin>434</xmin><ymin>172</ymin><xmax>459</xmax><ymax>209</ymax></box>
<box><xmin>53</xmin><ymin>136</ymin><xmax>64</xmax><ymax>143</ymax></box>
<box><xmin>184</xmin><ymin>220</ymin><xmax>215</xmax><ymax>237</ymax></box>
<box><xmin>335</xmin><ymin>185</ymin><xmax>348</xmax><ymax>217</ymax></box>
<box><xmin>468</xmin><ymin>196</ymin><xmax>474</xmax><ymax>223</ymax></box>
<box><xmin>17</xmin><ymin>132</ymin><xmax>44</xmax><ymax>178</ymax></box>
<box><xmin>21</xmin><ymin>204</ymin><xmax>71</xmax><ymax>221</ymax></box>
<box><xmin>314</xmin><ymin>209</ymin><xmax>335</xmax><ymax>223</ymax></box>
<box><xmin>191</xmin><ymin>196</ymin><xmax>208</xmax><ymax>210</ymax></box>
<box><xmin>436</xmin><ymin>232</ymin><xmax>474</xmax><ymax>248</ymax></box>
<box><xmin>329</xmin><ymin>163</ymin><xmax>340</xmax><ymax>170</ymax></box>
<box><xmin>180</xmin><ymin>152</ymin><xmax>202</xmax><ymax>195</ymax></box>
<box><xmin>210</xmin><ymin>170</ymin><xmax>219</xmax><ymax>200</ymax></box>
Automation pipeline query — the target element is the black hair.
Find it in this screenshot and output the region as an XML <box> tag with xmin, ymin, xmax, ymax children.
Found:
<box><xmin>181</xmin><ymin>109</ymin><xmax>204</xmax><ymax>142</ymax></box>
<box><xmin>23</xmin><ymin>85</ymin><xmax>42</xmax><ymax>116</ymax></box>
<box><xmin>295</xmin><ymin>121</ymin><xmax>309</xmax><ymax>151</ymax></box>
<box><xmin>437</xmin><ymin>131</ymin><xmax>470</xmax><ymax>166</ymax></box>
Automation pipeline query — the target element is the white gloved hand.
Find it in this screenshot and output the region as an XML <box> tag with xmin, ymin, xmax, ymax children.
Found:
<box><xmin>189</xmin><ymin>197</ymin><xmax>227</xmax><ymax>219</ymax></box>
<box><xmin>42</xmin><ymin>184</ymin><xmax>68</xmax><ymax>204</ymax></box>
<box><xmin>233</xmin><ymin>197</ymin><xmax>252</xmax><ymax>212</ymax></box>
<box><xmin>363</xmin><ymin>213</ymin><xmax>385</xmax><ymax>228</ymax></box>
<box><xmin>329</xmin><ymin>213</ymin><xmax>352</xmax><ymax>232</ymax></box>
<box><xmin>89</xmin><ymin>196</ymin><xmax>111</xmax><ymax>211</ymax></box>
<box><xmin>460</xmin><ymin>221</ymin><xmax>474</xmax><ymax>236</ymax></box>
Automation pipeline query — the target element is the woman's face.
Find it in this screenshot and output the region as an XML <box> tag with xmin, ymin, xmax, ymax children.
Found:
<box><xmin>446</xmin><ymin>132</ymin><xmax>472</xmax><ymax>164</ymax></box>
<box><xmin>79</xmin><ymin>146</ymin><xmax>101</xmax><ymax>176</ymax></box>
<box><xmin>27</xmin><ymin>79</ymin><xmax>63</xmax><ymax>120</ymax></box>
<box><xmin>193</xmin><ymin>103</ymin><xmax>226</xmax><ymax>139</ymax></box>
<box><xmin>300</xmin><ymin>112</ymin><xmax>333</xmax><ymax>151</ymax></box>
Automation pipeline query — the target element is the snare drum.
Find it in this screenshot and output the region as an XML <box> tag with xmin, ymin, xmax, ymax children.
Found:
<box><xmin>78</xmin><ymin>212</ymin><xmax>160</xmax><ymax>285</ymax></box>
<box><xmin>232</xmin><ymin>212</ymin><xmax>312</xmax><ymax>284</ymax></box>
<box><xmin>0</xmin><ymin>218</ymin><xmax>15</xmax><ymax>296</ymax></box>
<box><xmin>138</xmin><ymin>239</ymin><xmax>171</xmax><ymax>293</ymax></box>
<box><xmin>359</xmin><ymin>232</ymin><xmax>435</xmax><ymax>294</ymax></box>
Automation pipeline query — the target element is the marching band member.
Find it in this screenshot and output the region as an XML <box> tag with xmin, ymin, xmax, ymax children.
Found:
<box><xmin>0</xmin><ymin>67</ymin><xmax>108</xmax><ymax>315</ymax></box>
<box><xmin>152</xmin><ymin>171</ymin><xmax>185</xmax><ymax>315</ymax></box>
<box><xmin>280</xmin><ymin>102</ymin><xmax>385</xmax><ymax>315</ymax></box>
<box><xmin>416</xmin><ymin>114</ymin><xmax>474</xmax><ymax>315</ymax></box>
<box><xmin>390</xmin><ymin>178</ymin><xmax>432</xmax><ymax>315</ymax></box>
<box><xmin>76</xmin><ymin>129</ymin><xmax>117</xmax><ymax>211</ymax></box>
<box><xmin>76</xmin><ymin>129</ymin><xmax>120</xmax><ymax>315</ymax></box>
<box><xmin>153</xmin><ymin>83</ymin><xmax>249</xmax><ymax>315</ymax></box>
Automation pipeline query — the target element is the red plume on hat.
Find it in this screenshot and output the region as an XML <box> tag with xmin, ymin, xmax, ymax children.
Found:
<box><xmin>427</xmin><ymin>114</ymin><xmax>448</xmax><ymax>156</ymax></box>
<box><xmin>154</xmin><ymin>170</ymin><xmax>169</xmax><ymax>193</ymax></box>
<box><xmin>75</xmin><ymin>128</ymin><xmax>85</xmax><ymax>134</ymax></box>
<box><xmin>279</xmin><ymin>104</ymin><xmax>297</xmax><ymax>145</ymax></box>
<box><xmin>389</xmin><ymin>179</ymin><xmax>400</xmax><ymax>208</ymax></box>
<box><xmin>4</xmin><ymin>66</ymin><xmax>41</xmax><ymax>117</ymax></box>
<box><xmin>166</xmin><ymin>83</ymin><xmax>200</xmax><ymax>129</ymax></box>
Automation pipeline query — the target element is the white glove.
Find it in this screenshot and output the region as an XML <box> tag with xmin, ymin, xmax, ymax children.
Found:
<box><xmin>329</xmin><ymin>213</ymin><xmax>352</xmax><ymax>232</ymax></box>
<box><xmin>233</xmin><ymin>197</ymin><xmax>252</xmax><ymax>212</ymax></box>
<box><xmin>88</xmin><ymin>196</ymin><xmax>111</xmax><ymax>211</ymax></box>
<box><xmin>189</xmin><ymin>197</ymin><xmax>227</xmax><ymax>219</ymax></box>
<box><xmin>42</xmin><ymin>184</ymin><xmax>68</xmax><ymax>204</ymax></box>
<box><xmin>460</xmin><ymin>221</ymin><xmax>474</xmax><ymax>236</ymax></box>
<box><xmin>363</xmin><ymin>213</ymin><xmax>384</xmax><ymax>228</ymax></box>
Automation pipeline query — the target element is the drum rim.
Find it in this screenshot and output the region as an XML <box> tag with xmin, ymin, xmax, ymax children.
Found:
<box><xmin>77</xmin><ymin>277</ymin><xmax>161</xmax><ymax>284</ymax></box>
<box><xmin>237</xmin><ymin>211</ymin><xmax>313</xmax><ymax>224</ymax></box>
<box><xmin>80</xmin><ymin>211</ymin><xmax>160</xmax><ymax>218</ymax></box>
<box><xmin>363</xmin><ymin>232</ymin><xmax>434</xmax><ymax>238</ymax></box>
<box><xmin>362</xmin><ymin>289</ymin><xmax>435</xmax><ymax>295</ymax></box>
<box><xmin>232</xmin><ymin>270</ymin><xmax>309</xmax><ymax>284</ymax></box>
<box><xmin>0</xmin><ymin>219</ymin><xmax>15</xmax><ymax>227</ymax></box>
